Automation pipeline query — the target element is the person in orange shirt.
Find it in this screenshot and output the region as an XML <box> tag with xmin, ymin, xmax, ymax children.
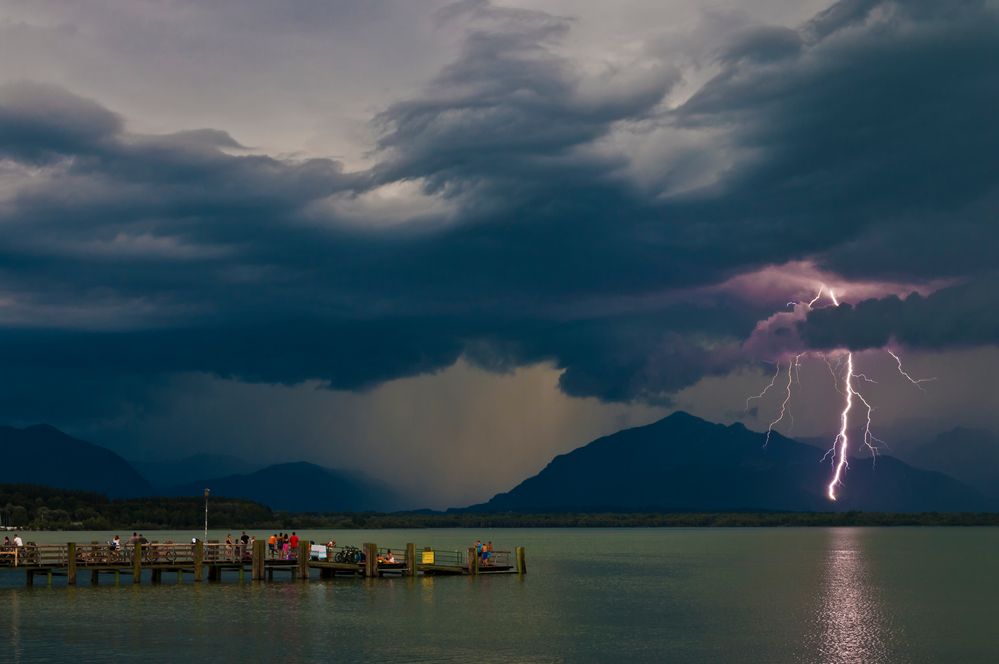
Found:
<box><xmin>267</xmin><ymin>533</ymin><xmax>278</xmax><ymax>559</ymax></box>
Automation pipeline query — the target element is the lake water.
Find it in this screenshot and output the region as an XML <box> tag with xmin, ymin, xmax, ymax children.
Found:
<box><xmin>2</xmin><ymin>527</ymin><xmax>997</xmax><ymax>663</ymax></box>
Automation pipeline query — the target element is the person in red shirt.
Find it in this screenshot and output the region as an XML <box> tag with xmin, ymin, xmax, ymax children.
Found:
<box><xmin>289</xmin><ymin>532</ymin><xmax>299</xmax><ymax>550</ymax></box>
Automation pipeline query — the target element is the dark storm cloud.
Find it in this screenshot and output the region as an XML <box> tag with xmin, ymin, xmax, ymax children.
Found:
<box><xmin>673</xmin><ymin>0</ymin><xmax>999</xmax><ymax>282</ymax></box>
<box><xmin>0</xmin><ymin>81</ymin><xmax>121</xmax><ymax>163</ymax></box>
<box><xmin>799</xmin><ymin>277</ymin><xmax>999</xmax><ymax>351</ymax></box>
<box><xmin>0</xmin><ymin>0</ymin><xmax>997</xmax><ymax>422</ymax></box>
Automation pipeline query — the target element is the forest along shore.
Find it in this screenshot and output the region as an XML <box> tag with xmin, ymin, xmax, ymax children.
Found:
<box><xmin>4</xmin><ymin>485</ymin><xmax>999</xmax><ymax>530</ymax></box>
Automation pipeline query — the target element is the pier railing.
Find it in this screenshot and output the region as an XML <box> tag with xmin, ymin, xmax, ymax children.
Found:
<box><xmin>3</xmin><ymin>540</ymin><xmax>526</xmax><ymax>578</ymax></box>
<box><xmin>421</xmin><ymin>548</ymin><xmax>466</xmax><ymax>567</ymax></box>
<box><xmin>141</xmin><ymin>542</ymin><xmax>196</xmax><ymax>565</ymax></box>
<box><xmin>10</xmin><ymin>543</ymin><xmax>69</xmax><ymax>566</ymax></box>
<box><xmin>203</xmin><ymin>542</ymin><xmax>247</xmax><ymax>563</ymax></box>
<box><xmin>376</xmin><ymin>546</ymin><xmax>407</xmax><ymax>565</ymax></box>
<box><xmin>323</xmin><ymin>544</ymin><xmax>364</xmax><ymax>564</ymax></box>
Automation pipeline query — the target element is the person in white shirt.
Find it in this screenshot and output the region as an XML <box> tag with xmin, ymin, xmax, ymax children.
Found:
<box><xmin>13</xmin><ymin>534</ymin><xmax>23</xmax><ymax>547</ymax></box>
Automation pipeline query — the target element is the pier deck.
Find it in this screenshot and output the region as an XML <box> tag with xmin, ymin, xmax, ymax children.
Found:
<box><xmin>0</xmin><ymin>541</ymin><xmax>526</xmax><ymax>586</ymax></box>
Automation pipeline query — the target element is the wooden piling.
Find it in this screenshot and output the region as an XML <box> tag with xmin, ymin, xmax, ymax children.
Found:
<box><xmin>151</xmin><ymin>569</ymin><xmax>162</xmax><ymax>584</ymax></box>
<box><xmin>132</xmin><ymin>542</ymin><xmax>142</xmax><ymax>584</ymax></box>
<box><xmin>516</xmin><ymin>546</ymin><xmax>526</xmax><ymax>575</ymax></box>
<box><xmin>363</xmin><ymin>543</ymin><xmax>377</xmax><ymax>578</ymax></box>
<box><xmin>67</xmin><ymin>543</ymin><xmax>77</xmax><ymax>586</ymax></box>
<box><xmin>91</xmin><ymin>541</ymin><xmax>99</xmax><ymax>585</ymax></box>
<box><xmin>467</xmin><ymin>547</ymin><xmax>478</xmax><ymax>575</ymax></box>
<box><xmin>252</xmin><ymin>539</ymin><xmax>266</xmax><ymax>581</ymax></box>
<box><xmin>193</xmin><ymin>541</ymin><xmax>204</xmax><ymax>582</ymax></box>
<box><xmin>298</xmin><ymin>541</ymin><xmax>311</xmax><ymax>580</ymax></box>
<box><xmin>405</xmin><ymin>543</ymin><xmax>416</xmax><ymax>577</ymax></box>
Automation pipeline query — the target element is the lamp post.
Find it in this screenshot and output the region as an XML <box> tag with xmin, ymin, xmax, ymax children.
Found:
<box><xmin>203</xmin><ymin>488</ymin><xmax>210</xmax><ymax>542</ymax></box>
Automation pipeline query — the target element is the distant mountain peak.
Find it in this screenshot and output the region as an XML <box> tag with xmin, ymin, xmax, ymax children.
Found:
<box><xmin>172</xmin><ymin>460</ymin><xmax>404</xmax><ymax>512</ymax></box>
<box><xmin>0</xmin><ymin>424</ymin><xmax>151</xmax><ymax>498</ymax></box>
<box><xmin>467</xmin><ymin>413</ymin><xmax>984</xmax><ymax>513</ymax></box>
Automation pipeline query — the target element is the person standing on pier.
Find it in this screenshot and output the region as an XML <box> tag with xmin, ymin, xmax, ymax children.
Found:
<box><xmin>268</xmin><ymin>533</ymin><xmax>277</xmax><ymax>558</ymax></box>
<box><xmin>13</xmin><ymin>533</ymin><xmax>22</xmax><ymax>547</ymax></box>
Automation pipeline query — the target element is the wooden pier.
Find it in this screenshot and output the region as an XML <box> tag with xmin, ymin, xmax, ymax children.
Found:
<box><xmin>1</xmin><ymin>540</ymin><xmax>526</xmax><ymax>586</ymax></box>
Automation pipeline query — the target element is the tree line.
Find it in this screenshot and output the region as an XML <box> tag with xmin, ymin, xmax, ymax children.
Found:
<box><xmin>3</xmin><ymin>484</ymin><xmax>998</xmax><ymax>530</ymax></box>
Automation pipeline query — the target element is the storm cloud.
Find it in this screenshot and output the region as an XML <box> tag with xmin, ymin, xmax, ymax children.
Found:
<box><xmin>0</xmin><ymin>0</ymin><xmax>997</xmax><ymax>429</ymax></box>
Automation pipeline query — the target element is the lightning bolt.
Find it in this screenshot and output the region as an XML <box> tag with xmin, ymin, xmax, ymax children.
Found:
<box><xmin>746</xmin><ymin>361</ymin><xmax>781</xmax><ymax>411</ymax></box>
<box><xmin>746</xmin><ymin>283</ymin><xmax>931</xmax><ymax>501</ymax></box>
<box><xmin>763</xmin><ymin>356</ymin><xmax>799</xmax><ymax>446</ymax></box>
<box><xmin>826</xmin><ymin>353</ymin><xmax>854</xmax><ymax>501</ymax></box>
<box><xmin>887</xmin><ymin>349</ymin><xmax>936</xmax><ymax>391</ymax></box>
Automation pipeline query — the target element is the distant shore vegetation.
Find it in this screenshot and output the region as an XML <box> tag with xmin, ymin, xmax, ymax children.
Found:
<box><xmin>3</xmin><ymin>484</ymin><xmax>999</xmax><ymax>530</ymax></box>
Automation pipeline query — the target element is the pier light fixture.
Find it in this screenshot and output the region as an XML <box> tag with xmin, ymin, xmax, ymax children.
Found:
<box><xmin>203</xmin><ymin>488</ymin><xmax>210</xmax><ymax>542</ymax></box>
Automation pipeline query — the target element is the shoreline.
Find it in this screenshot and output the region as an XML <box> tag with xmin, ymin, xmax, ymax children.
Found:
<box><xmin>7</xmin><ymin>511</ymin><xmax>999</xmax><ymax>531</ymax></box>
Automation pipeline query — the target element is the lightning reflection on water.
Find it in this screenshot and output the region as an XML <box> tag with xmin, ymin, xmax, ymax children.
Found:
<box><xmin>807</xmin><ymin>529</ymin><xmax>901</xmax><ymax>664</ymax></box>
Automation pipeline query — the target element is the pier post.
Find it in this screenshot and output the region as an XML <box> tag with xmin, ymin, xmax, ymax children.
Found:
<box><xmin>151</xmin><ymin>569</ymin><xmax>162</xmax><ymax>584</ymax></box>
<box><xmin>90</xmin><ymin>541</ymin><xmax>99</xmax><ymax>585</ymax></box>
<box><xmin>67</xmin><ymin>543</ymin><xmax>77</xmax><ymax>586</ymax></box>
<box><xmin>25</xmin><ymin>570</ymin><xmax>33</xmax><ymax>587</ymax></box>
<box><xmin>193</xmin><ymin>541</ymin><xmax>204</xmax><ymax>582</ymax></box>
<box><xmin>298</xmin><ymin>541</ymin><xmax>310</xmax><ymax>580</ymax></box>
<box><xmin>405</xmin><ymin>543</ymin><xmax>416</xmax><ymax>577</ymax></box>
<box><xmin>363</xmin><ymin>543</ymin><xmax>377</xmax><ymax>578</ymax></box>
<box><xmin>252</xmin><ymin>539</ymin><xmax>265</xmax><ymax>581</ymax></box>
<box><xmin>467</xmin><ymin>547</ymin><xmax>478</xmax><ymax>575</ymax></box>
<box><xmin>516</xmin><ymin>547</ymin><xmax>526</xmax><ymax>575</ymax></box>
<box><xmin>132</xmin><ymin>542</ymin><xmax>142</xmax><ymax>584</ymax></box>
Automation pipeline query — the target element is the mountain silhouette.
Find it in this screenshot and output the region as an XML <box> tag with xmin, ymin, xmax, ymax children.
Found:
<box><xmin>0</xmin><ymin>424</ymin><xmax>151</xmax><ymax>497</ymax></box>
<box><xmin>133</xmin><ymin>453</ymin><xmax>262</xmax><ymax>488</ymax></box>
<box><xmin>906</xmin><ymin>427</ymin><xmax>999</xmax><ymax>505</ymax></box>
<box><xmin>172</xmin><ymin>461</ymin><xmax>404</xmax><ymax>512</ymax></box>
<box><xmin>471</xmin><ymin>412</ymin><xmax>984</xmax><ymax>512</ymax></box>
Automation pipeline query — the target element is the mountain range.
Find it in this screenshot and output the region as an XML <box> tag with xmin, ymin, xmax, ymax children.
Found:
<box><xmin>172</xmin><ymin>462</ymin><xmax>404</xmax><ymax>512</ymax></box>
<box><xmin>133</xmin><ymin>453</ymin><xmax>262</xmax><ymax>488</ymax></box>
<box><xmin>470</xmin><ymin>412</ymin><xmax>988</xmax><ymax>513</ymax></box>
<box><xmin>0</xmin><ymin>424</ymin><xmax>151</xmax><ymax>498</ymax></box>
<box><xmin>3</xmin><ymin>414</ymin><xmax>998</xmax><ymax>513</ymax></box>
<box><xmin>905</xmin><ymin>427</ymin><xmax>999</xmax><ymax>502</ymax></box>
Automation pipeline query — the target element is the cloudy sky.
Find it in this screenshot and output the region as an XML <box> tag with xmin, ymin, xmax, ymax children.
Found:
<box><xmin>1</xmin><ymin>0</ymin><xmax>996</xmax><ymax>507</ymax></box>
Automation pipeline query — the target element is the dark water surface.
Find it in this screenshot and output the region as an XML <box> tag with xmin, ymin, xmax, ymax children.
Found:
<box><xmin>2</xmin><ymin>527</ymin><xmax>997</xmax><ymax>663</ymax></box>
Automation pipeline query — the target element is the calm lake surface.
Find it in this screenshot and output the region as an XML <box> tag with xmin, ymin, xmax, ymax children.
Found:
<box><xmin>2</xmin><ymin>527</ymin><xmax>997</xmax><ymax>663</ymax></box>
